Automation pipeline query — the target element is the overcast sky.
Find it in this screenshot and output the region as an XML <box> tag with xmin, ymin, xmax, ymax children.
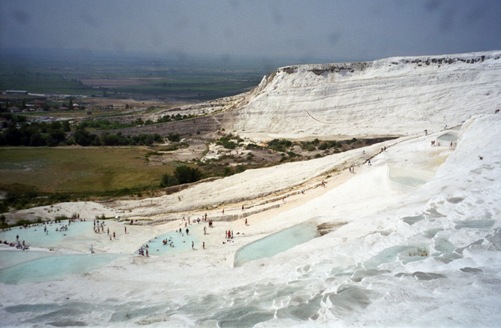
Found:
<box><xmin>1</xmin><ymin>0</ymin><xmax>500</xmax><ymax>62</ymax></box>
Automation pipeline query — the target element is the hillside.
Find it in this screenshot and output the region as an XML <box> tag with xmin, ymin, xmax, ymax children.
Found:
<box><xmin>1</xmin><ymin>51</ymin><xmax>501</xmax><ymax>327</ymax></box>
<box><xmin>225</xmin><ymin>51</ymin><xmax>501</xmax><ymax>141</ymax></box>
<box><xmin>135</xmin><ymin>51</ymin><xmax>500</xmax><ymax>142</ymax></box>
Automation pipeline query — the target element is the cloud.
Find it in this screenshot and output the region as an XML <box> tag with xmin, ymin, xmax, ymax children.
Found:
<box><xmin>1</xmin><ymin>0</ymin><xmax>500</xmax><ymax>61</ymax></box>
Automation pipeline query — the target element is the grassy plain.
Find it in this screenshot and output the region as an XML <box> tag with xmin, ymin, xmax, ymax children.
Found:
<box><xmin>0</xmin><ymin>147</ymin><xmax>177</xmax><ymax>194</ymax></box>
<box><xmin>0</xmin><ymin>50</ymin><xmax>265</xmax><ymax>101</ymax></box>
<box><xmin>0</xmin><ymin>49</ymin><xmax>297</xmax><ymax>211</ymax></box>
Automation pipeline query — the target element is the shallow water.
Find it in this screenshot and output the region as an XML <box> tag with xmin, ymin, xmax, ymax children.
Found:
<box><xmin>0</xmin><ymin>250</ymin><xmax>54</xmax><ymax>270</ymax></box>
<box><xmin>0</xmin><ymin>253</ymin><xmax>123</xmax><ymax>284</ymax></box>
<box><xmin>454</xmin><ymin>219</ymin><xmax>496</xmax><ymax>230</ymax></box>
<box><xmin>0</xmin><ymin>220</ymin><xmax>207</xmax><ymax>285</ymax></box>
<box><xmin>388</xmin><ymin>166</ymin><xmax>433</xmax><ymax>189</ymax></box>
<box><xmin>402</xmin><ymin>215</ymin><xmax>425</xmax><ymax>225</ymax></box>
<box><xmin>325</xmin><ymin>284</ymin><xmax>378</xmax><ymax>318</ymax></box>
<box><xmin>142</xmin><ymin>226</ymin><xmax>202</xmax><ymax>256</ymax></box>
<box><xmin>363</xmin><ymin>245</ymin><xmax>408</xmax><ymax>269</ymax></box>
<box><xmin>233</xmin><ymin>222</ymin><xmax>319</xmax><ymax>267</ymax></box>
<box><xmin>391</xmin><ymin>176</ymin><xmax>427</xmax><ymax>187</ymax></box>
<box><xmin>437</xmin><ymin>132</ymin><xmax>458</xmax><ymax>142</ymax></box>
<box><xmin>0</xmin><ymin>221</ymin><xmax>93</xmax><ymax>249</ymax></box>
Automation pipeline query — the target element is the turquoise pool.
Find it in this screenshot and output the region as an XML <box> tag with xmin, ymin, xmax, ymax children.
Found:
<box><xmin>140</xmin><ymin>225</ymin><xmax>203</xmax><ymax>256</ymax></box>
<box><xmin>0</xmin><ymin>221</ymin><xmax>207</xmax><ymax>284</ymax></box>
<box><xmin>234</xmin><ymin>221</ymin><xmax>319</xmax><ymax>267</ymax></box>
<box><xmin>0</xmin><ymin>221</ymin><xmax>94</xmax><ymax>249</ymax></box>
<box><xmin>0</xmin><ymin>252</ymin><xmax>123</xmax><ymax>284</ymax></box>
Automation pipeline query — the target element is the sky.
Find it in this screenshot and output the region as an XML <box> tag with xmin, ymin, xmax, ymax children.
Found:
<box><xmin>1</xmin><ymin>0</ymin><xmax>501</xmax><ymax>63</ymax></box>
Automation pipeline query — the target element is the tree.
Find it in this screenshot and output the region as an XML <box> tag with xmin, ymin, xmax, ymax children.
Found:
<box><xmin>167</xmin><ymin>133</ymin><xmax>180</xmax><ymax>142</ymax></box>
<box><xmin>268</xmin><ymin>139</ymin><xmax>292</xmax><ymax>152</ymax></box>
<box><xmin>0</xmin><ymin>214</ymin><xmax>8</xmax><ymax>229</ymax></box>
<box><xmin>142</xmin><ymin>134</ymin><xmax>154</xmax><ymax>146</ymax></box>
<box><xmin>62</xmin><ymin>120</ymin><xmax>71</xmax><ymax>132</ymax></box>
<box><xmin>174</xmin><ymin>165</ymin><xmax>202</xmax><ymax>184</ymax></box>
<box><xmin>153</xmin><ymin>134</ymin><xmax>162</xmax><ymax>143</ymax></box>
<box><xmin>29</xmin><ymin>132</ymin><xmax>46</xmax><ymax>146</ymax></box>
<box><xmin>160</xmin><ymin>173</ymin><xmax>178</xmax><ymax>187</ymax></box>
<box><xmin>3</xmin><ymin>127</ymin><xmax>22</xmax><ymax>146</ymax></box>
<box><xmin>50</xmin><ymin>121</ymin><xmax>61</xmax><ymax>130</ymax></box>
<box><xmin>47</xmin><ymin>129</ymin><xmax>66</xmax><ymax>146</ymax></box>
<box><xmin>101</xmin><ymin>133</ymin><xmax>119</xmax><ymax>146</ymax></box>
<box><xmin>73</xmin><ymin>128</ymin><xmax>93</xmax><ymax>146</ymax></box>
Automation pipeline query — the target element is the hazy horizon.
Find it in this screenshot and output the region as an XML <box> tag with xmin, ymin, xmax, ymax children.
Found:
<box><xmin>0</xmin><ymin>46</ymin><xmax>363</xmax><ymax>73</ymax></box>
<box><xmin>1</xmin><ymin>0</ymin><xmax>501</xmax><ymax>66</ymax></box>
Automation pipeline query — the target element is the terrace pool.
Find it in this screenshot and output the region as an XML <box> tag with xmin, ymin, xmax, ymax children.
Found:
<box><xmin>0</xmin><ymin>221</ymin><xmax>124</xmax><ymax>284</ymax></box>
<box><xmin>388</xmin><ymin>166</ymin><xmax>434</xmax><ymax>189</ymax></box>
<box><xmin>437</xmin><ymin>131</ymin><xmax>458</xmax><ymax>142</ymax></box>
<box><xmin>234</xmin><ymin>221</ymin><xmax>319</xmax><ymax>267</ymax></box>
<box><xmin>141</xmin><ymin>227</ymin><xmax>202</xmax><ymax>256</ymax></box>
<box><xmin>0</xmin><ymin>221</ymin><xmax>206</xmax><ymax>284</ymax></box>
<box><xmin>0</xmin><ymin>252</ymin><xmax>123</xmax><ymax>284</ymax></box>
<box><xmin>0</xmin><ymin>221</ymin><xmax>94</xmax><ymax>249</ymax></box>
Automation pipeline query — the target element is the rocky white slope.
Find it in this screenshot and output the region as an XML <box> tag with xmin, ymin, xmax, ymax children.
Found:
<box><xmin>1</xmin><ymin>51</ymin><xmax>500</xmax><ymax>327</ymax></box>
<box><xmin>232</xmin><ymin>51</ymin><xmax>501</xmax><ymax>141</ymax></box>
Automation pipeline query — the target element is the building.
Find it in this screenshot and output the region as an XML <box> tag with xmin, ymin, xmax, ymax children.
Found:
<box><xmin>5</xmin><ymin>90</ymin><xmax>28</xmax><ymax>95</ymax></box>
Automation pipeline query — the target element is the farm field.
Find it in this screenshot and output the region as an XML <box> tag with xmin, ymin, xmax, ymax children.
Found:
<box><xmin>0</xmin><ymin>49</ymin><xmax>266</xmax><ymax>101</ymax></box>
<box><xmin>0</xmin><ymin>147</ymin><xmax>177</xmax><ymax>194</ymax></box>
